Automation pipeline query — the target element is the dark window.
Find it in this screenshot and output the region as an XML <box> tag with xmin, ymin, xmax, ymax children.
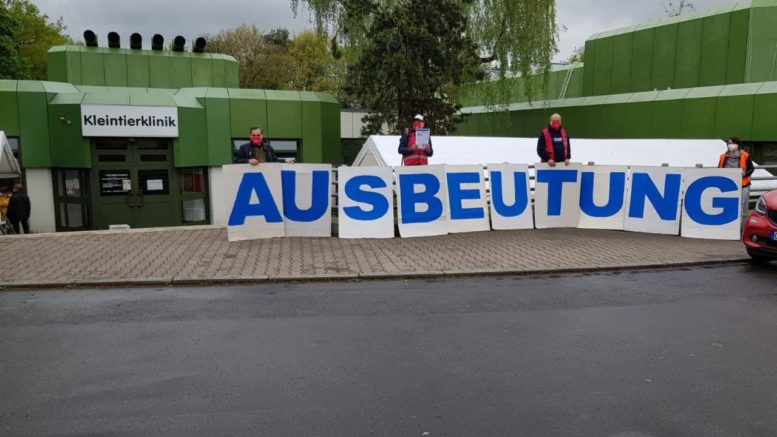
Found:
<box><xmin>98</xmin><ymin>154</ymin><xmax>126</xmax><ymax>162</ymax></box>
<box><xmin>94</xmin><ymin>138</ymin><xmax>128</xmax><ymax>150</ymax></box>
<box><xmin>182</xmin><ymin>168</ymin><xmax>206</xmax><ymax>193</ymax></box>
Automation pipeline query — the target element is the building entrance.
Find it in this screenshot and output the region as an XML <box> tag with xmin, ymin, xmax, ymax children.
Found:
<box><xmin>90</xmin><ymin>138</ymin><xmax>183</xmax><ymax>229</ymax></box>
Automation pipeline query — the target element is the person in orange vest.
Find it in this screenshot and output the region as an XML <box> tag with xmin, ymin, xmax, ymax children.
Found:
<box><xmin>718</xmin><ymin>136</ymin><xmax>754</xmax><ymax>219</ymax></box>
<box><xmin>398</xmin><ymin>114</ymin><xmax>433</xmax><ymax>166</ymax></box>
<box><xmin>537</xmin><ymin>113</ymin><xmax>571</xmax><ymax>166</ymax></box>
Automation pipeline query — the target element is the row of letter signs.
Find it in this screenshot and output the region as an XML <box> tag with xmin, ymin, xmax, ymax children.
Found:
<box><xmin>224</xmin><ymin>163</ymin><xmax>744</xmax><ymax>241</ymax></box>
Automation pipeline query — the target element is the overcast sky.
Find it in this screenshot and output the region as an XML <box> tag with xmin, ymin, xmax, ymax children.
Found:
<box><xmin>33</xmin><ymin>0</ymin><xmax>735</xmax><ymax>62</ymax></box>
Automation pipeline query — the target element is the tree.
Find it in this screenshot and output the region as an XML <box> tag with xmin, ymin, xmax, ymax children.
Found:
<box><xmin>291</xmin><ymin>0</ymin><xmax>559</xmax><ymax>133</ymax></box>
<box><xmin>287</xmin><ymin>30</ymin><xmax>346</xmax><ymax>97</ymax></box>
<box><xmin>663</xmin><ymin>1</ymin><xmax>695</xmax><ymax>17</ymax></box>
<box><xmin>0</xmin><ymin>3</ymin><xmax>28</xmax><ymax>79</ymax></box>
<box><xmin>206</xmin><ymin>25</ymin><xmax>295</xmax><ymax>89</ymax></box>
<box><xmin>3</xmin><ymin>0</ymin><xmax>71</xmax><ymax>80</ymax></box>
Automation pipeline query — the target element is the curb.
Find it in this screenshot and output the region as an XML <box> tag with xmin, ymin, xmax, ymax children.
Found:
<box><xmin>0</xmin><ymin>257</ymin><xmax>751</xmax><ymax>291</ymax></box>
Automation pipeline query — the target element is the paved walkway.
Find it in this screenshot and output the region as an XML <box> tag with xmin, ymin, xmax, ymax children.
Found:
<box><xmin>0</xmin><ymin>226</ymin><xmax>750</xmax><ymax>288</ymax></box>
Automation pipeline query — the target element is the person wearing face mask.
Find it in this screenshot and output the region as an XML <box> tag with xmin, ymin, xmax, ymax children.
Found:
<box><xmin>235</xmin><ymin>126</ymin><xmax>295</xmax><ymax>165</ymax></box>
<box><xmin>537</xmin><ymin>113</ymin><xmax>571</xmax><ymax>167</ymax></box>
<box><xmin>718</xmin><ymin>136</ymin><xmax>754</xmax><ymax>219</ymax></box>
<box><xmin>398</xmin><ymin>114</ymin><xmax>434</xmax><ymax>166</ymax></box>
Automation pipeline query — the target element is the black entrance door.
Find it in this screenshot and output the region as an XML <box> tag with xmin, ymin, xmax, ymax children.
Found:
<box><xmin>91</xmin><ymin>138</ymin><xmax>179</xmax><ymax>229</ymax></box>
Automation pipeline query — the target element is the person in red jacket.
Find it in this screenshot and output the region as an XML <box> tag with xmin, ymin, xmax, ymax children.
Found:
<box><xmin>718</xmin><ymin>136</ymin><xmax>754</xmax><ymax>219</ymax></box>
<box><xmin>398</xmin><ymin>114</ymin><xmax>433</xmax><ymax>166</ymax></box>
<box><xmin>537</xmin><ymin>113</ymin><xmax>571</xmax><ymax>167</ymax></box>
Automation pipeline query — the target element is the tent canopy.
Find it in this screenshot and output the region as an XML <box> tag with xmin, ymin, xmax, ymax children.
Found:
<box><xmin>0</xmin><ymin>131</ymin><xmax>21</xmax><ymax>179</ymax></box>
<box><xmin>351</xmin><ymin>135</ymin><xmax>777</xmax><ymax>192</ymax></box>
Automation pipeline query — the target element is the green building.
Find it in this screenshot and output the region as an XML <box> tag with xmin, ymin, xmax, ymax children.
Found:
<box><xmin>456</xmin><ymin>0</ymin><xmax>777</xmax><ymax>167</ymax></box>
<box><xmin>0</xmin><ymin>35</ymin><xmax>340</xmax><ymax>233</ymax></box>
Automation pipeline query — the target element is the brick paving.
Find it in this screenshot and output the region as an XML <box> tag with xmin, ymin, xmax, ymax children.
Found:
<box><xmin>0</xmin><ymin>226</ymin><xmax>749</xmax><ymax>288</ymax></box>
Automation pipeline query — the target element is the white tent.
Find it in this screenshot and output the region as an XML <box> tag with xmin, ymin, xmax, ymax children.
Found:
<box><xmin>0</xmin><ymin>131</ymin><xmax>21</xmax><ymax>179</ymax></box>
<box><xmin>352</xmin><ymin>135</ymin><xmax>777</xmax><ymax>193</ymax></box>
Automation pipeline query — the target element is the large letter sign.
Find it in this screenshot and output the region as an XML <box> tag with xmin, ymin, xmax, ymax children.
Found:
<box><xmin>578</xmin><ymin>165</ymin><xmax>628</xmax><ymax>230</ymax></box>
<box><xmin>225</xmin><ymin>164</ymin><xmax>285</xmax><ymax>241</ymax></box>
<box><xmin>446</xmin><ymin>165</ymin><xmax>490</xmax><ymax>234</ymax></box>
<box><xmin>681</xmin><ymin>168</ymin><xmax>742</xmax><ymax>240</ymax></box>
<box><xmin>338</xmin><ymin>166</ymin><xmax>394</xmax><ymax>239</ymax></box>
<box><xmin>223</xmin><ymin>162</ymin><xmax>744</xmax><ymax>242</ymax></box>
<box><xmin>395</xmin><ymin>165</ymin><xmax>449</xmax><ymax>238</ymax></box>
<box><xmin>281</xmin><ymin>164</ymin><xmax>332</xmax><ymax>237</ymax></box>
<box><xmin>534</xmin><ymin>163</ymin><xmax>582</xmax><ymax>229</ymax></box>
<box><xmin>488</xmin><ymin>164</ymin><xmax>533</xmax><ymax>230</ymax></box>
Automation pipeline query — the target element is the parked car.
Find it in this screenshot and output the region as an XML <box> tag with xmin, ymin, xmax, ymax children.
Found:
<box><xmin>742</xmin><ymin>189</ymin><xmax>777</xmax><ymax>261</ymax></box>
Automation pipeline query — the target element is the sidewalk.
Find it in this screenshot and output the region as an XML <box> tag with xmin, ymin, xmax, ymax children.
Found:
<box><xmin>0</xmin><ymin>226</ymin><xmax>748</xmax><ymax>288</ymax></box>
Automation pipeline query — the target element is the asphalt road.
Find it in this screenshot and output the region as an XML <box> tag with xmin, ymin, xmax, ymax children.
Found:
<box><xmin>2</xmin><ymin>263</ymin><xmax>777</xmax><ymax>436</ymax></box>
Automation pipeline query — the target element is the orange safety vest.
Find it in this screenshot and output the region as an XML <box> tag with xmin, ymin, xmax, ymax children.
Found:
<box><xmin>718</xmin><ymin>151</ymin><xmax>751</xmax><ymax>187</ymax></box>
<box><xmin>542</xmin><ymin>127</ymin><xmax>569</xmax><ymax>162</ymax></box>
<box><xmin>402</xmin><ymin>129</ymin><xmax>430</xmax><ymax>166</ymax></box>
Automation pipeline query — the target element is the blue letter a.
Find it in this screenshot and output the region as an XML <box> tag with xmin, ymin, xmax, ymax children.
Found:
<box><xmin>228</xmin><ymin>173</ymin><xmax>283</xmax><ymax>226</ymax></box>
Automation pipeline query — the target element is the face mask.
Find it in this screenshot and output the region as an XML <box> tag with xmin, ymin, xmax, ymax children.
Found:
<box><xmin>413</xmin><ymin>121</ymin><xmax>423</xmax><ymax>130</ymax></box>
<box><xmin>551</xmin><ymin>121</ymin><xmax>561</xmax><ymax>129</ymax></box>
<box><xmin>250</xmin><ymin>135</ymin><xmax>262</xmax><ymax>145</ymax></box>
<box><xmin>728</xmin><ymin>143</ymin><xmax>738</xmax><ymax>152</ymax></box>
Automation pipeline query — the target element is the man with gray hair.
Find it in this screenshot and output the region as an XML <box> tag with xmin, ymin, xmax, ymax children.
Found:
<box><xmin>537</xmin><ymin>113</ymin><xmax>571</xmax><ymax>167</ymax></box>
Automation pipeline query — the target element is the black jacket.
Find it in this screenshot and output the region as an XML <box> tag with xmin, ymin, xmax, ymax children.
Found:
<box><xmin>234</xmin><ymin>141</ymin><xmax>284</xmax><ymax>163</ymax></box>
<box><xmin>537</xmin><ymin>127</ymin><xmax>572</xmax><ymax>162</ymax></box>
<box><xmin>7</xmin><ymin>192</ymin><xmax>30</xmax><ymax>221</ymax></box>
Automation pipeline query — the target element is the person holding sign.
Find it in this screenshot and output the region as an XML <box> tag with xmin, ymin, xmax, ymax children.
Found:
<box><xmin>398</xmin><ymin>114</ymin><xmax>434</xmax><ymax>166</ymax></box>
<box><xmin>235</xmin><ymin>127</ymin><xmax>295</xmax><ymax>165</ymax></box>
<box><xmin>537</xmin><ymin>113</ymin><xmax>571</xmax><ymax>167</ymax></box>
<box><xmin>718</xmin><ymin>136</ymin><xmax>754</xmax><ymax>219</ymax></box>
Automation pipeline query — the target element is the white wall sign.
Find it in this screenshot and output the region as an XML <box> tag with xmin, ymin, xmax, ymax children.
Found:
<box><xmin>281</xmin><ymin>163</ymin><xmax>332</xmax><ymax>238</ymax></box>
<box><xmin>446</xmin><ymin>165</ymin><xmax>490</xmax><ymax>234</ymax></box>
<box><xmin>224</xmin><ymin>164</ymin><xmax>285</xmax><ymax>241</ymax></box>
<box><xmin>487</xmin><ymin>163</ymin><xmax>534</xmax><ymax>230</ymax></box>
<box><xmin>577</xmin><ymin>165</ymin><xmax>629</xmax><ymax>230</ymax></box>
<box><xmin>681</xmin><ymin>168</ymin><xmax>742</xmax><ymax>240</ymax></box>
<box><xmin>395</xmin><ymin>165</ymin><xmax>449</xmax><ymax>238</ymax></box>
<box><xmin>624</xmin><ymin>166</ymin><xmax>683</xmax><ymax>235</ymax></box>
<box><xmin>534</xmin><ymin>163</ymin><xmax>582</xmax><ymax>229</ymax></box>
<box><xmin>338</xmin><ymin>166</ymin><xmax>395</xmax><ymax>239</ymax></box>
<box><xmin>81</xmin><ymin>105</ymin><xmax>179</xmax><ymax>138</ymax></box>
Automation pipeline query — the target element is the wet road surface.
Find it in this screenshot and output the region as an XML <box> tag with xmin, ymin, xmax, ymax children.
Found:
<box><xmin>2</xmin><ymin>263</ymin><xmax>777</xmax><ymax>436</ymax></box>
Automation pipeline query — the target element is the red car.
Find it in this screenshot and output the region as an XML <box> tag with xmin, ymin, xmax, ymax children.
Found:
<box><xmin>743</xmin><ymin>189</ymin><xmax>777</xmax><ymax>261</ymax></box>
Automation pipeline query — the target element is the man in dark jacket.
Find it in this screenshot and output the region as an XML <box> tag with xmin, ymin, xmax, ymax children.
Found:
<box><xmin>7</xmin><ymin>184</ymin><xmax>31</xmax><ymax>234</ymax></box>
<box><xmin>234</xmin><ymin>127</ymin><xmax>295</xmax><ymax>165</ymax></box>
<box><xmin>537</xmin><ymin>113</ymin><xmax>571</xmax><ymax>167</ymax></box>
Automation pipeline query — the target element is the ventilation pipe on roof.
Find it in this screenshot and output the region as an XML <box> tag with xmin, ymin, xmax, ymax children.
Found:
<box><xmin>107</xmin><ymin>32</ymin><xmax>120</xmax><ymax>48</ymax></box>
<box><xmin>130</xmin><ymin>33</ymin><xmax>142</xmax><ymax>50</ymax></box>
<box><xmin>193</xmin><ymin>37</ymin><xmax>207</xmax><ymax>53</ymax></box>
<box><xmin>84</xmin><ymin>30</ymin><xmax>98</xmax><ymax>47</ymax></box>
<box><xmin>151</xmin><ymin>34</ymin><xmax>164</xmax><ymax>51</ymax></box>
<box><xmin>172</xmin><ymin>36</ymin><xmax>186</xmax><ymax>52</ymax></box>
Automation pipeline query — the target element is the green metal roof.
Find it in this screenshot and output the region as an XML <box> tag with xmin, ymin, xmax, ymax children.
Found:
<box><xmin>588</xmin><ymin>1</ymin><xmax>754</xmax><ymax>41</ymax></box>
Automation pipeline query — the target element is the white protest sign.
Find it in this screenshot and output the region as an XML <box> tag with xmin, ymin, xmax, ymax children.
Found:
<box><xmin>338</xmin><ymin>166</ymin><xmax>395</xmax><ymax>239</ymax></box>
<box><xmin>280</xmin><ymin>164</ymin><xmax>332</xmax><ymax>237</ymax></box>
<box><xmin>395</xmin><ymin>165</ymin><xmax>449</xmax><ymax>238</ymax></box>
<box><xmin>224</xmin><ymin>163</ymin><xmax>285</xmax><ymax>241</ymax></box>
<box><xmin>415</xmin><ymin>128</ymin><xmax>431</xmax><ymax>147</ymax></box>
<box><xmin>624</xmin><ymin>166</ymin><xmax>683</xmax><ymax>235</ymax></box>
<box><xmin>577</xmin><ymin>165</ymin><xmax>629</xmax><ymax>230</ymax></box>
<box><xmin>487</xmin><ymin>163</ymin><xmax>533</xmax><ymax>230</ymax></box>
<box><xmin>681</xmin><ymin>168</ymin><xmax>742</xmax><ymax>240</ymax></box>
<box><xmin>534</xmin><ymin>163</ymin><xmax>582</xmax><ymax>229</ymax></box>
<box><xmin>445</xmin><ymin>165</ymin><xmax>490</xmax><ymax>233</ymax></box>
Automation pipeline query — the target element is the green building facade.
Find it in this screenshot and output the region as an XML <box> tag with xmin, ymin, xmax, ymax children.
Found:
<box><xmin>0</xmin><ymin>40</ymin><xmax>340</xmax><ymax>232</ymax></box>
<box><xmin>456</xmin><ymin>0</ymin><xmax>777</xmax><ymax>166</ymax></box>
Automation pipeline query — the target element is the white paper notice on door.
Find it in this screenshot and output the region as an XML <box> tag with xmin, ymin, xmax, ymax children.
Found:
<box><xmin>122</xmin><ymin>179</ymin><xmax>132</xmax><ymax>191</ymax></box>
<box><xmin>147</xmin><ymin>179</ymin><xmax>164</xmax><ymax>191</ymax></box>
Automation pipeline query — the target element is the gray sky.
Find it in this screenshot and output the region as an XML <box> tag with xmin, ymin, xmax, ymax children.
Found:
<box><xmin>34</xmin><ymin>0</ymin><xmax>735</xmax><ymax>62</ymax></box>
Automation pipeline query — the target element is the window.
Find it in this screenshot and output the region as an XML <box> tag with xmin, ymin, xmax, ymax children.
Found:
<box><xmin>182</xmin><ymin>168</ymin><xmax>206</xmax><ymax>193</ymax></box>
<box><xmin>7</xmin><ymin>137</ymin><xmax>20</xmax><ymax>160</ymax></box>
